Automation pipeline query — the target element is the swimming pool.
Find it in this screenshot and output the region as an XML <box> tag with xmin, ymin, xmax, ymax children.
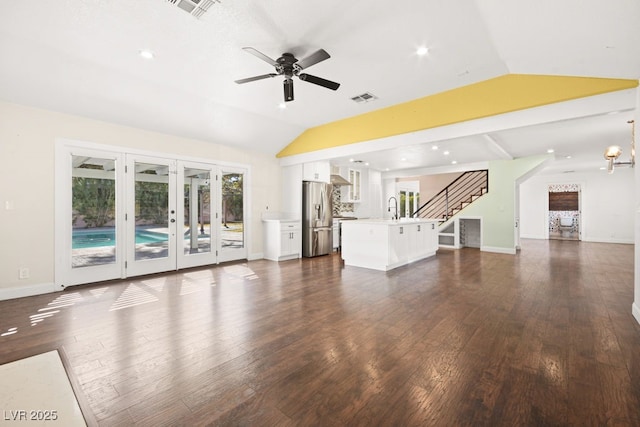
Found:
<box><xmin>72</xmin><ymin>228</ymin><xmax>168</xmax><ymax>249</ymax></box>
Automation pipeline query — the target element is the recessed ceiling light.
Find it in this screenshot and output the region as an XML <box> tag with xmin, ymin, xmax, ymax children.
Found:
<box><xmin>599</xmin><ymin>166</ymin><xmax>607</xmax><ymax>170</ymax></box>
<box><xmin>401</xmin><ymin>158</ymin><xmax>407</xmax><ymax>161</ymax></box>
<box><xmin>565</xmin><ymin>155</ymin><xmax>572</xmax><ymax>159</ymax></box>
<box><xmin>365</xmin><ymin>162</ymin><xmax>370</xmax><ymax>166</ymax></box>
<box><xmin>416</xmin><ymin>46</ymin><xmax>429</xmax><ymax>56</ymax></box>
<box><xmin>349</xmin><ymin>158</ymin><xmax>354</xmax><ymax>162</ymax></box>
<box><xmin>139</xmin><ymin>49</ymin><xmax>155</xmax><ymax>60</ymax></box>
<box><xmin>385</xmin><ymin>168</ymin><xmax>390</xmax><ymax>171</ymax></box>
<box><xmin>431</xmin><ymin>145</ymin><xmax>438</xmax><ymax>150</ymax></box>
<box><xmin>278</xmin><ymin>102</ymin><xmax>286</xmax><ymax>109</ymax></box>
<box><xmin>547</xmin><ymin>149</ymin><xmax>555</xmax><ymax>154</ymax></box>
<box><xmin>443</xmin><ymin>151</ymin><xmax>450</xmax><ymax>156</ymax></box>
<box><xmin>451</xmin><ymin>160</ymin><xmax>457</xmax><ymax>165</ymax></box>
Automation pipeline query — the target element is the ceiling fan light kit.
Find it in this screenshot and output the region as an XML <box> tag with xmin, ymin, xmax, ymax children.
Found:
<box><xmin>235</xmin><ymin>47</ymin><xmax>340</xmax><ymax>102</ymax></box>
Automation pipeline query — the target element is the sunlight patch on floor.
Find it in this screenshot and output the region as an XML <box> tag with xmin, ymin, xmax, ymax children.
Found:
<box><xmin>109</xmin><ymin>284</ymin><xmax>159</xmax><ymax>311</ymax></box>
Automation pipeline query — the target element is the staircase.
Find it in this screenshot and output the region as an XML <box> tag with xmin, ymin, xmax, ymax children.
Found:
<box><xmin>411</xmin><ymin>170</ymin><xmax>488</xmax><ymax>249</ymax></box>
<box><xmin>411</xmin><ymin>169</ymin><xmax>488</xmax><ymax>222</ymax></box>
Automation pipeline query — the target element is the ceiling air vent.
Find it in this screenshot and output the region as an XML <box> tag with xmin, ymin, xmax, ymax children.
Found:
<box><xmin>351</xmin><ymin>92</ymin><xmax>377</xmax><ymax>103</ymax></box>
<box><xmin>166</xmin><ymin>0</ymin><xmax>219</xmax><ymax>19</ymax></box>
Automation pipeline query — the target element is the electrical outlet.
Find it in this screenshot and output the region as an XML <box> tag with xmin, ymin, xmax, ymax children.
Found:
<box><xmin>19</xmin><ymin>267</ymin><xmax>29</xmax><ymax>279</ymax></box>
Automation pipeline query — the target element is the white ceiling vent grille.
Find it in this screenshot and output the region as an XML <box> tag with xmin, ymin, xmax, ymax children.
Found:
<box><xmin>166</xmin><ymin>0</ymin><xmax>219</xmax><ymax>19</ymax></box>
<box><xmin>351</xmin><ymin>92</ymin><xmax>377</xmax><ymax>103</ymax></box>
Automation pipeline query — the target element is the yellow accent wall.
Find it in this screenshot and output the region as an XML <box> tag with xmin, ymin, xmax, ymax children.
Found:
<box><xmin>277</xmin><ymin>74</ymin><xmax>638</xmax><ymax>158</ymax></box>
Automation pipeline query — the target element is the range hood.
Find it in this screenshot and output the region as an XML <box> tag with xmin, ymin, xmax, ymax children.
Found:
<box><xmin>330</xmin><ymin>174</ymin><xmax>351</xmax><ymax>186</ymax></box>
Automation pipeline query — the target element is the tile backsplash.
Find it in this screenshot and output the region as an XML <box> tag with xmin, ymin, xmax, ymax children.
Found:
<box><xmin>332</xmin><ymin>186</ymin><xmax>354</xmax><ymax>215</ymax></box>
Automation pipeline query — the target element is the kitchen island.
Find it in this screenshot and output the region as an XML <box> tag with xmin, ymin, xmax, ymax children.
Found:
<box><xmin>341</xmin><ymin>218</ymin><xmax>439</xmax><ymax>271</ymax></box>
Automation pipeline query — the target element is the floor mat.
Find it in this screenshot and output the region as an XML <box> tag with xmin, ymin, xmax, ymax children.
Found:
<box><xmin>0</xmin><ymin>350</ymin><xmax>88</xmax><ymax>426</ymax></box>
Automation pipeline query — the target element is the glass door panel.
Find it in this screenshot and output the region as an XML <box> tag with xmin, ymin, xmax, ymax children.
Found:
<box><xmin>126</xmin><ymin>156</ymin><xmax>177</xmax><ymax>276</ymax></box>
<box><xmin>177</xmin><ymin>162</ymin><xmax>216</xmax><ymax>269</ymax></box>
<box><xmin>399</xmin><ymin>190</ymin><xmax>419</xmax><ymax>218</ymax></box>
<box><xmin>219</xmin><ymin>168</ymin><xmax>247</xmax><ymax>262</ymax></box>
<box><xmin>71</xmin><ymin>156</ymin><xmax>117</xmax><ymax>268</ymax></box>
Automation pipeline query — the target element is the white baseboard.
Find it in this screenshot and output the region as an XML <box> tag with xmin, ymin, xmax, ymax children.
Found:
<box><xmin>519</xmin><ymin>234</ymin><xmax>546</xmax><ymax>240</ymax></box>
<box><xmin>0</xmin><ymin>282</ymin><xmax>58</xmax><ymax>301</ymax></box>
<box><xmin>581</xmin><ymin>237</ymin><xmax>634</xmax><ymax>245</ymax></box>
<box><xmin>633</xmin><ymin>302</ymin><xmax>640</xmax><ymax>326</ymax></box>
<box><xmin>481</xmin><ymin>246</ymin><xmax>517</xmax><ymax>255</ymax></box>
<box><xmin>248</xmin><ymin>252</ymin><xmax>264</xmax><ymax>261</ymax></box>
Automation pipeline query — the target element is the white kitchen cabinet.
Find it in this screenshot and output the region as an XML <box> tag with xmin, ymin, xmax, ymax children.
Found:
<box><xmin>389</xmin><ymin>224</ymin><xmax>409</xmax><ymax>265</ymax></box>
<box><xmin>341</xmin><ymin>219</ymin><xmax>438</xmax><ymax>271</ymax></box>
<box><xmin>332</xmin><ymin>221</ymin><xmax>339</xmax><ymax>250</ymax></box>
<box><xmin>345</xmin><ymin>168</ymin><xmax>361</xmax><ymax>202</ymax></box>
<box><xmin>302</xmin><ymin>161</ymin><xmax>330</xmax><ymax>182</ymax></box>
<box><xmin>407</xmin><ymin>222</ymin><xmax>438</xmax><ymax>262</ymax></box>
<box><xmin>263</xmin><ymin>219</ymin><xmax>301</xmax><ymax>261</ymax></box>
<box><xmin>425</xmin><ymin>221</ymin><xmax>439</xmax><ymax>254</ymax></box>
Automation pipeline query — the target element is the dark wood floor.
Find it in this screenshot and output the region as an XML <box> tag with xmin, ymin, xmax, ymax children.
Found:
<box><xmin>1</xmin><ymin>239</ymin><xmax>640</xmax><ymax>426</ymax></box>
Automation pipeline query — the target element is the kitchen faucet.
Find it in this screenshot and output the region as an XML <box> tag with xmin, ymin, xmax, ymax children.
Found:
<box><xmin>388</xmin><ymin>196</ymin><xmax>398</xmax><ymax>220</ymax></box>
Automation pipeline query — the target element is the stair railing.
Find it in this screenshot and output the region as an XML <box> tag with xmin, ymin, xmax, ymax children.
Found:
<box><xmin>411</xmin><ymin>169</ymin><xmax>488</xmax><ymax>222</ymax></box>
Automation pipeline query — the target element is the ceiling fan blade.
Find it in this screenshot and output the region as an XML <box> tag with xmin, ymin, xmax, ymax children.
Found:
<box><xmin>242</xmin><ymin>47</ymin><xmax>278</xmax><ymax>66</ymax></box>
<box><xmin>299</xmin><ymin>73</ymin><xmax>340</xmax><ymax>91</ymax></box>
<box><xmin>235</xmin><ymin>73</ymin><xmax>278</xmax><ymax>84</ymax></box>
<box><xmin>295</xmin><ymin>49</ymin><xmax>330</xmax><ymax>69</ymax></box>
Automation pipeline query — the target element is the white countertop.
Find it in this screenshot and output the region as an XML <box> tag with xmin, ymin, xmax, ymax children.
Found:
<box><xmin>343</xmin><ymin>218</ymin><xmax>439</xmax><ymax>225</ymax></box>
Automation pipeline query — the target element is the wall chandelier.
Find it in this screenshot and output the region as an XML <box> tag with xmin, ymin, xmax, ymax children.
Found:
<box><xmin>604</xmin><ymin>120</ymin><xmax>635</xmax><ymax>174</ymax></box>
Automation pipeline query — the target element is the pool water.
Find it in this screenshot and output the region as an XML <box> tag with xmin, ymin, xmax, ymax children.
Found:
<box><xmin>72</xmin><ymin>229</ymin><xmax>168</xmax><ymax>249</ymax></box>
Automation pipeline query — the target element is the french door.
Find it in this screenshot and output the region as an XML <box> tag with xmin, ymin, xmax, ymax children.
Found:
<box><xmin>56</xmin><ymin>143</ymin><xmax>246</xmax><ymax>287</ymax></box>
<box><xmin>177</xmin><ymin>161</ymin><xmax>216</xmax><ymax>269</ymax></box>
<box><xmin>55</xmin><ymin>148</ymin><xmax>125</xmax><ymax>287</ymax></box>
<box><xmin>125</xmin><ymin>155</ymin><xmax>178</xmax><ymax>276</ymax></box>
<box><xmin>219</xmin><ymin>167</ymin><xmax>246</xmax><ymax>263</ymax></box>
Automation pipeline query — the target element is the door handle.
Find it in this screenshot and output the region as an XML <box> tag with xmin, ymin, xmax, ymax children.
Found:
<box><xmin>170</xmin><ymin>219</ymin><xmax>176</xmax><ymax>223</ymax></box>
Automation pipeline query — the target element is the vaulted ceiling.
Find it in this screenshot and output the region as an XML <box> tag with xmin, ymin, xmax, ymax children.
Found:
<box><xmin>1</xmin><ymin>0</ymin><xmax>639</xmax><ymax>174</ymax></box>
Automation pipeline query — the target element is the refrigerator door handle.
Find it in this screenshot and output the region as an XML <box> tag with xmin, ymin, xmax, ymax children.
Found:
<box><xmin>314</xmin><ymin>227</ymin><xmax>332</xmax><ymax>232</ymax></box>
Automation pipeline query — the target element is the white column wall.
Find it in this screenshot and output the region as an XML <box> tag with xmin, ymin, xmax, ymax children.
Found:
<box><xmin>633</xmin><ymin>86</ymin><xmax>640</xmax><ymax>325</ymax></box>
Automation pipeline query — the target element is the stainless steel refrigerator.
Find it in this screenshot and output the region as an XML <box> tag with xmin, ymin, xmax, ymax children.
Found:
<box><xmin>302</xmin><ymin>181</ymin><xmax>333</xmax><ymax>257</ymax></box>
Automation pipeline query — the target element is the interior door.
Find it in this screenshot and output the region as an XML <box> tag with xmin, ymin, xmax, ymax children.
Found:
<box><xmin>126</xmin><ymin>155</ymin><xmax>177</xmax><ymax>276</ymax></box>
<box><xmin>177</xmin><ymin>161</ymin><xmax>216</xmax><ymax>269</ymax></box>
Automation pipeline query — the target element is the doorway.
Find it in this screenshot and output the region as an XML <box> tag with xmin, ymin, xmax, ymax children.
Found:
<box><xmin>55</xmin><ymin>142</ymin><xmax>248</xmax><ymax>287</ymax></box>
<box><xmin>548</xmin><ymin>184</ymin><xmax>580</xmax><ymax>241</ymax></box>
<box><xmin>397</xmin><ymin>181</ymin><xmax>420</xmax><ymax>218</ymax></box>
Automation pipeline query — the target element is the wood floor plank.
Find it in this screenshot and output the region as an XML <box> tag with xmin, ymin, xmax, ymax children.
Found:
<box><xmin>1</xmin><ymin>240</ymin><xmax>640</xmax><ymax>425</ymax></box>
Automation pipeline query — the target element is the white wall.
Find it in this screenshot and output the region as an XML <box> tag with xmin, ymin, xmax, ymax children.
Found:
<box><xmin>0</xmin><ymin>101</ymin><xmax>282</xmax><ymax>296</ymax></box>
<box><xmin>519</xmin><ymin>168</ymin><xmax>634</xmax><ymax>243</ymax></box>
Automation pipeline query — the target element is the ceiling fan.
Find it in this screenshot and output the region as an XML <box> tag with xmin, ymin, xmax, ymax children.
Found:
<box><xmin>235</xmin><ymin>47</ymin><xmax>340</xmax><ymax>102</ymax></box>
